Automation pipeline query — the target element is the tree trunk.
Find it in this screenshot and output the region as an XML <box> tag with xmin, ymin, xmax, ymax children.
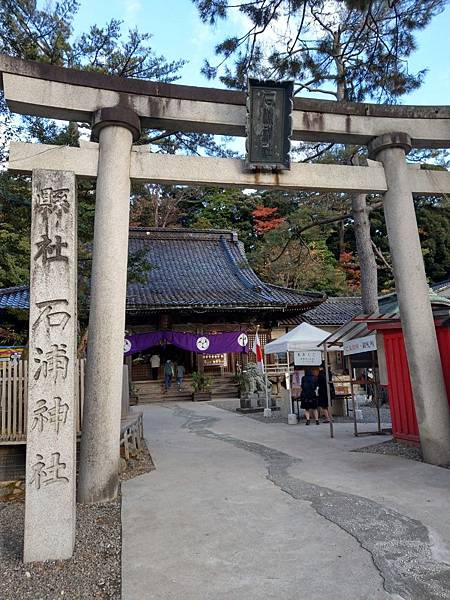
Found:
<box><xmin>77</xmin><ymin>326</ymin><xmax>88</xmax><ymax>357</ymax></box>
<box><xmin>333</xmin><ymin>33</ymin><xmax>346</xmax><ymax>101</ymax></box>
<box><xmin>352</xmin><ymin>193</ymin><xmax>379</xmax><ymax>314</ymax></box>
<box><xmin>339</xmin><ymin>220</ymin><xmax>345</xmax><ymax>256</ymax></box>
<box><xmin>335</xmin><ymin>46</ymin><xmax>379</xmax><ymax>314</ymax></box>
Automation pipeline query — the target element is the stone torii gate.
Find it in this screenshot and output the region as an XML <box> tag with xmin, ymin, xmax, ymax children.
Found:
<box><xmin>2</xmin><ymin>55</ymin><xmax>450</xmax><ymax>561</ymax></box>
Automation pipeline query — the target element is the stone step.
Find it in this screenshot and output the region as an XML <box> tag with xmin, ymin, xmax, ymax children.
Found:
<box><xmin>138</xmin><ymin>394</ymin><xmax>192</xmax><ymax>404</ymax></box>
<box><xmin>137</xmin><ymin>388</ymin><xmax>237</xmax><ymax>397</ymax></box>
<box><xmin>134</xmin><ymin>382</ymin><xmax>235</xmax><ymax>391</ymax></box>
<box><xmin>134</xmin><ymin>375</ymin><xmax>239</xmax><ymax>404</ymax></box>
<box><xmin>134</xmin><ymin>373</ymin><xmax>236</xmax><ymax>382</ymax></box>
<box><xmin>137</xmin><ymin>389</ymin><xmax>238</xmax><ymax>402</ymax></box>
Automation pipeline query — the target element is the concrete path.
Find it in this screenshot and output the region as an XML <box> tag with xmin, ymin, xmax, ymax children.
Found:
<box><xmin>122</xmin><ymin>402</ymin><xmax>450</xmax><ymax>600</ymax></box>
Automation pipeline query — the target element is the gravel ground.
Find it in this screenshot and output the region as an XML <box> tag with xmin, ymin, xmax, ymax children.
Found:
<box><xmin>0</xmin><ymin>499</ymin><xmax>121</xmax><ymax>600</ymax></box>
<box><xmin>354</xmin><ymin>439</ymin><xmax>424</xmax><ymax>461</ymax></box>
<box><xmin>355</xmin><ymin>439</ymin><xmax>450</xmax><ymax>469</ymax></box>
<box><xmin>348</xmin><ymin>404</ymin><xmax>391</xmax><ymax>424</ymax></box>
<box><xmin>0</xmin><ymin>440</ymin><xmax>155</xmax><ymax>600</ymax></box>
<box><xmin>120</xmin><ymin>439</ymin><xmax>155</xmax><ymax>482</ymax></box>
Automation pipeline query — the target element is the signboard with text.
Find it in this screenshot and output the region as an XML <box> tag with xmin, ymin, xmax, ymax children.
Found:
<box><xmin>246</xmin><ymin>79</ymin><xmax>293</xmax><ymax>171</ymax></box>
<box><xmin>343</xmin><ymin>334</ymin><xmax>377</xmax><ymax>356</ymax></box>
<box><xmin>294</xmin><ymin>350</ymin><xmax>322</xmax><ymax>366</ymax></box>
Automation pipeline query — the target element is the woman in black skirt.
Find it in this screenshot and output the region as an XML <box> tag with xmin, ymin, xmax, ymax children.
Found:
<box><xmin>301</xmin><ymin>369</ymin><xmax>319</xmax><ymax>425</ymax></box>
<box><xmin>317</xmin><ymin>368</ymin><xmax>330</xmax><ymax>423</ymax></box>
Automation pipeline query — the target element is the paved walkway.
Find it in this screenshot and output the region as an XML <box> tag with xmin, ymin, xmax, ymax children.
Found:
<box><xmin>122</xmin><ymin>402</ymin><xmax>450</xmax><ymax>600</ymax></box>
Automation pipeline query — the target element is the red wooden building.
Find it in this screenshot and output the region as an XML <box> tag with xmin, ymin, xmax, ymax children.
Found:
<box><xmin>367</xmin><ymin>302</ymin><xmax>450</xmax><ymax>444</ymax></box>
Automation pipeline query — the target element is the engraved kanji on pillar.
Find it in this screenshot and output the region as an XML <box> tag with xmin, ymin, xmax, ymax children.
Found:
<box><xmin>24</xmin><ymin>170</ymin><xmax>77</xmax><ymax>562</ymax></box>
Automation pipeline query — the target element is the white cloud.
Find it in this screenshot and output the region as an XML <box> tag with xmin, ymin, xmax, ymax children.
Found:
<box><xmin>226</xmin><ymin>1</ymin><xmax>342</xmax><ymax>58</ymax></box>
<box><xmin>191</xmin><ymin>21</ymin><xmax>215</xmax><ymax>51</ymax></box>
<box><xmin>121</xmin><ymin>0</ymin><xmax>142</xmax><ymax>26</ymax></box>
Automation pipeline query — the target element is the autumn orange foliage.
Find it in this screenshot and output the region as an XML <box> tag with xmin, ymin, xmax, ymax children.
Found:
<box><xmin>339</xmin><ymin>250</ymin><xmax>360</xmax><ymax>291</ymax></box>
<box><xmin>252</xmin><ymin>206</ymin><xmax>285</xmax><ymax>234</ymax></box>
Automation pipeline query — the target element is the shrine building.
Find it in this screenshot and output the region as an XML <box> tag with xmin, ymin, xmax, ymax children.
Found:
<box><xmin>124</xmin><ymin>227</ymin><xmax>323</xmax><ymax>398</ymax></box>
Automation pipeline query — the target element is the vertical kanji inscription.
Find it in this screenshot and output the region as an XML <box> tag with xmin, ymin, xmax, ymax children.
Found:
<box><xmin>24</xmin><ymin>170</ymin><xmax>77</xmax><ymax>563</ymax></box>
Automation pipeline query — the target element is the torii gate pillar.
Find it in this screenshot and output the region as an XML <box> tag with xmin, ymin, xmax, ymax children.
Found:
<box><xmin>78</xmin><ymin>107</ymin><xmax>141</xmax><ymax>503</ymax></box>
<box><xmin>369</xmin><ymin>133</ymin><xmax>450</xmax><ymax>466</ymax></box>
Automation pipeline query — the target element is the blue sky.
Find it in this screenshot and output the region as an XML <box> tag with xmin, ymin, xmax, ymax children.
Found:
<box><xmin>68</xmin><ymin>0</ymin><xmax>450</xmax><ymax>105</ymax></box>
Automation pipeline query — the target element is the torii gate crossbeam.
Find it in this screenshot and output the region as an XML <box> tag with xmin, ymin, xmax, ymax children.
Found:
<box><xmin>8</xmin><ymin>140</ymin><xmax>450</xmax><ymax>195</ymax></box>
<box><xmin>1</xmin><ymin>54</ymin><xmax>450</xmax><ymax>147</ymax></box>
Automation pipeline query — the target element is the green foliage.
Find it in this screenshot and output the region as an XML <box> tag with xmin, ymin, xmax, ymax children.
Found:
<box><xmin>329</xmin><ymin>195</ymin><xmax>450</xmax><ymax>293</ymax></box>
<box><xmin>183</xmin><ymin>188</ymin><xmax>257</xmax><ymax>246</ymax></box>
<box><xmin>0</xmin><ymin>0</ymin><xmax>191</xmax><ymax>330</ymax></box>
<box><xmin>249</xmin><ymin>226</ymin><xmax>350</xmax><ymax>295</ymax></box>
<box><xmin>0</xmin><ymin>171</ymin><xmax>31</xmax><ymax>287</ymax></box>
<box><xmin>232</xmin><ymin>371</ymin><xmax>251</xmax><ymax>393</ymax></box>
<box><xmin>0</xmin><ymin>1</ymin><xmax>238</xmax><ymax>332</ymax></box>
<box><xmin>0</xmin><ymin>0</ymin><xmax>76</xmax><ymax>65</ymax></box>
<box><xmin>0</xmin><ymin>0</ymin><xmax>233</xmax><ymax>157</ymax></box>
<box><xmin>417</xmin><ymin>204</ymin><xmax>450</xmax><ymax>283</ymax></box>
<box><xmin>0</xmin><ymin>1</ymin><xmax>184</xmax><ymax>78</ymax></box>
<box><xmin>0</xmin><ymin>223</ymin><xmax>30</xmax><ymax>287</ymax></box>
<box><xmin>191</xmin><ymin>371</ymin><xmax>212</xmax><ymax>392</ymax></box>
<box><xmin>0</xmin><ymin>308</ymin><xmax>29</xmax><ymax>345</ymax></box>
<box><xmin>127</xmin><ymin>178</ymin><xmax>450</xmax><ymax>298</ymax></box>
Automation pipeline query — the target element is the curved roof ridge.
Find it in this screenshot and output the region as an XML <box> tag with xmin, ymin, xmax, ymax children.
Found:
<box><xmin>219</xmin><ymin>237</ymin><xmax>262</xmax><ymax>291</ymax></box>
<box><xmin>129</xmin><ymin>227</ymin><xmax>238</xmax><ymax>239</ymax></box>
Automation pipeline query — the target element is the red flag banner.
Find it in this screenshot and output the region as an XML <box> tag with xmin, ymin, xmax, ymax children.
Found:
<box><xmin>252</xmin><ymin>331</ymin><xmax>264</xmax><ymax>373</ymax></box>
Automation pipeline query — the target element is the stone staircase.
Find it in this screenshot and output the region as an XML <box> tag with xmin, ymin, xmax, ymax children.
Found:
<box><xmin>133</xmin><ymin>374</ymin><xmax>239</xmax><ymax>404</ymax></box>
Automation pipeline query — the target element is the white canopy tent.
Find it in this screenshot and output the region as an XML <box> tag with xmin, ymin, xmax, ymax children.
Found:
<box><xmin>264</xmin><ymin>322</ymin><xmax>333</xmax><ymax>354</ymax></box>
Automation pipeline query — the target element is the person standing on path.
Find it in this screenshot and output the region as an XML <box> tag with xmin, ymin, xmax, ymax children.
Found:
<box><xmin>164</xmin><ymin>359</ymin><xmax>174</xmax><ymax>392</ymax></box>
<box><xmin>176</xmin><ymin>363</ymin><xmax>185</xmax><ymax>391</ymax></box>
<box><xmin>301</xmin><ymin>368</ymin><xmax>319</xmax><ymax>425</ymax></box>
<box><xmin>150</xmin><ymin>353</ymin><xmax>161</xmax><ymax>380</ymax></box>
<box><xmin>317</xmin><ymin>368</ymin><xmax>331</xmax><ymax>423</ymax></box>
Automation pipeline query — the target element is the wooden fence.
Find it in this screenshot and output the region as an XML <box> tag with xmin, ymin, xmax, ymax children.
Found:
<box><xmin>0</xmin><ymin>359</ymin><xmax>85</xmax><ymax>443</ymax></box>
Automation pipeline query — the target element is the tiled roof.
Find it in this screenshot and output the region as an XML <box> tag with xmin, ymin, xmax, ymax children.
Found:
<box><xmin>432</xmin><ymin>278</ymin><xmax>450</xmax><ymax>294</ymax></box>
<box><xmin>304</xmin><ymin>297</ymin><xmax>363</xmax><ymax>325</ymax></box>
<box><xmin>279</xmin><ymin>296</ymin><xmax>363</xmax><ymax>327</ymax></box>
<box><xmin>127</xmin><ymin>228</ymin><xmax>324</xmax><ymax>312</ymax></box>
<box><xmin>0</xmin><ymin>285</ymin><xmax>29</xmax><ymax>310</ymax></box>
<box><xmin>0</xmin><ymin>230</ymin><xmax>323</xmax><ymax>314</ymax></box>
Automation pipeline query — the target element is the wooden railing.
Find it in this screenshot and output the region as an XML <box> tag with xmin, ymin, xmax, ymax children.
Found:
<box><xmin>0</xmin><ymin>359</ymin><xmax>85</xmax><ymax>443</ymax></box>
<box><xmin>265</xmin><ymin>362</ymin><xmax>293</xmax><ymax>376</ymax></box>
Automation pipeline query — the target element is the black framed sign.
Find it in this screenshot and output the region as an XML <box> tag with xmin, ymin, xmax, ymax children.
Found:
<box><xmin>246</xmin><ymin>79</ymin><xmax>293</xmax><ymax>171</ymax></box>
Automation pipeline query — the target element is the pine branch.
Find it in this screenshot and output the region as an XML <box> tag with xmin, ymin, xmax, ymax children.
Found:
<box><xmin>270</xmin><ymin>200</ymin><xmax>383</xmax><ymax>263</ymax></box>
<box><xmin>371</xmin><ymin>240</ymin><xmax>393</xmax><ymax>272</ymax></box>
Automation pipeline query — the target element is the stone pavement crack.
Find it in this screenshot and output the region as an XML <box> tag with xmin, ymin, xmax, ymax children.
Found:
<box><xmin>172</xmin><ymin>405</ymin><xmax>450</xmax><ymax>600</ymax></box>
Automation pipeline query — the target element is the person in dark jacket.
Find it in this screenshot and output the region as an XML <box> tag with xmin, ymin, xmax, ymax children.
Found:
<box><xmin>164</xmin><ymin>359</ymin><xmax>174</xmax><ymax>392</ymax></box>
<box><xmin>317</xmin><ymin>368</ymin><xmax>331</xmax><ymax>423</ymax></box>
<box><xmin>301</xmin><ymin>369</ymin><xmax>319</xmax><ymax>425</ymax></box>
